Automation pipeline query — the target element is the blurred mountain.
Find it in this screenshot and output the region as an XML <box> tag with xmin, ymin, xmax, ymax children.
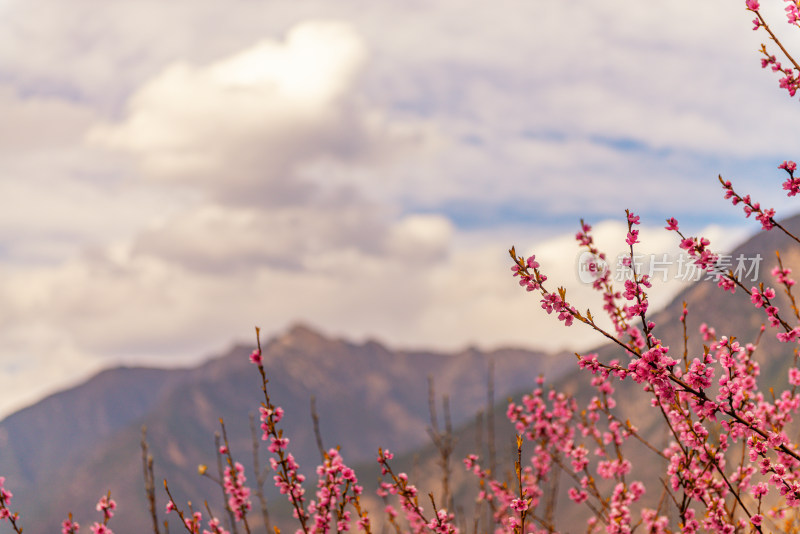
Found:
<box><xmin>0</xmin><ymin>324</ymin><xmax>568</xmax><ymax>534</ymax></box>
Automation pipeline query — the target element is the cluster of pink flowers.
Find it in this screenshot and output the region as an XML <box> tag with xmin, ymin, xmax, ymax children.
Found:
<box><xmin>788</xmin><ymin>2</ymin><xmax>800</xmax><ymax>24</ymax></box>
<box><xmin>467</xmin><ymin>369</ymin><xmax>660</xmax><ymax>533</ymax></box>
<box><xmin>576</xmin><ymin>220</ymin><xmax>641</xmax><ymax>343</ymax></box>
<box><xmin>90</xmin><ymin>523</ymin><xmax>113</xmax><ymax>534</ymax></box>
<box><xmin>625</xmin><ymin>211</ymin><xmax>640</xmax><ymax>246</ymax></box>
<box><xmin>270</xmin><ymin>450</ymin><xmax>305</xmax><ymax>503</ymax></box>
<box><xmin>780</xmin><ymin>161</ymin><xmax>800</xmax><ymax>196</ymax></box>
<box><xmin>750</xmin><ymin>284</ymin><xmax>782</xmax><ymax>327</ymax></box>
<box><xmin>62</xmin><ymin>515</ymin><xmax>80</xmax><ymax>534</ymax></box>
<box><xmin>669</xmin><ymin>221</ymin><xmax>741</xmax><ymax>293</ymax></box>
<box><xmin>248</xmin><ymin>346</ymin><xmax>311</xmax><ymax>530</ymax></box>
<box><xmin>57</xmin><ymin>495</ymin><xmax>117</xmax><ymax>534</ymax></box>
<box><xmin>511</xmin><ymin>254</ymin><xmax>546</xmax><ymax>293</ymax></box>
<box><xmin>204</xmin><ymin>517</ymin><xmax>231</xmax><ymax>534</ymax></box>
<box><xmin>677</xmin><ymin>233</ymin><xmax>718</xmax><ymax>270</ymax></box>
<box><xmin>95</xmin><ymin>495</ymin><xmax>116</xmax><ymax>521</ymax></box>
<box><xmin>511</xmin><ymin>253</ymin><xmax>579</xmax><ymax>328</ymax></box>
<box><xmin>539</xmin><ymin>292</ymin><xmax>577</xmax><ymax>326</ymax></box>
<box><xmin>0</xmin><ymin>476</ymin><xmax>22</xmax><ymax>534</ymax></box>
<box><xmin>181</xmin><ymin>511</ymin><xmax>203</xmax><ymax>534</ymax></box>
<box><xmin>721</xmin><ymin>178</ymin><xmax>776</xmax><ymax>230</ymax></box>
<box><xmin>250</xmin><ymin>341</ymin><xmax>373</xmax><ymax>534</ymax></box>
<box><xmin>772</xmin><ymin>263</ymin><xmax>796</xmax><ymax>287</ymax></box>
<box><xmin>308</xmin><ymin>448</ymin><xmax>365</xmax><ymax>534</ymax></box>
<box><xmin>759</xmin><ymin>49</ymin><xmax>800</xmax><ymax>96</ymax></box>
<box><xmin>0</xmin><ymin>477</ymin><xmax>16</xmax><ymax>522</ymax></box>
<box><xmin>223</xmin><ymin>462</ymin><xmax>252</xmax><ymax>521</ymax></box>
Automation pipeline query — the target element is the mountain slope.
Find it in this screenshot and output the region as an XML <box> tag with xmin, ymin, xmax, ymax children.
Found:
<box><xmin>0</xmin><ymin>325</ymin><xmax>566</xmax><ymax>534</ymax></box>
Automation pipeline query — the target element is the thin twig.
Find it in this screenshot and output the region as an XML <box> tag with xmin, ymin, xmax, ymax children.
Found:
<box><xmin>142</xmin><ymin>426</ymin><xmax>162</xmax><ymax>534</ymax></box>
<box><xmin>249</xmin><ymin>413</ymin><xmax>271</xmax><ymax>534</ymax></box>
<box><xmin>311</xmin><ymin>396</ymin><xmax>326</xmax><ymax>462</ymax></box>
<box><xmin>215</xmin><ymin>432</ymin><xmax>240</xmax><ymax>534</ymax></box>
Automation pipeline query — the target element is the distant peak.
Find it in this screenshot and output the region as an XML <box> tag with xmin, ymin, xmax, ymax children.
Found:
<box><xmin>272</xmin><ymin>324</ymin><xmax>389</xmax><ymax>354</ymax></box>
<box><xmin>286</xmin><ymin>322</ymin><xmax>324</xmax><ymax>337</ymax></box>
<box><xmin>277</xmin><ymin>323</ymin><xmax>330</xmax><ymax>347</ymax></box>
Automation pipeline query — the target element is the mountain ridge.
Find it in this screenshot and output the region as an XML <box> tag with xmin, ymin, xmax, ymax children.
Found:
<box><xmin>0</xmin><ymin>323</ymin><xmax>566</xmax><ymax>534</ymax></box>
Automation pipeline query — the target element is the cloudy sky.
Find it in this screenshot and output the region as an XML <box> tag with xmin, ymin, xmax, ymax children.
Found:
<box><xmin>0</xmin><ymin>0</ymin><xmax>797</xmax><ymax>417</ymax></box>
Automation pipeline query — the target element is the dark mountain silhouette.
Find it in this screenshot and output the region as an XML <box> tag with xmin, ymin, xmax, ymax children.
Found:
<box><xmin>0</xmin><ymin>324</ymin><xmax>568</xmax><ymax>534</ymax></box>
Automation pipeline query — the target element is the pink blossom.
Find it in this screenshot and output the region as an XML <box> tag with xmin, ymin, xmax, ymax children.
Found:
<box><xmin>510</xmin><ymin>497</ymin><xmax>529</xmax><ymax>512</ymax></box>
<box><xmin>224</xmin><ymin>462</ymin><xmax>252</xmax><ymax>521</ymax></box>
<box><xmin>751</xmin><ymin>287</ymin><xmax>765</xmax><ymax>308</ymax></box>
<box><xmin>568</xmin><ymin>487</ymin><xmax>588</xmax><ymax>504</ymax></box>
<box><xmin>62</xmin><ymin>518</ymin><xmax>80</xmax><ymax>534</ymax></box>
<box><xmin>790</xmin><ymin>367</ymin><xmax>800</xmax><ymax>386</ymax></box>
<box><xmin>203</xmin><ymin>517</ymin><xmax>230</xmax><ymax>534</ymax></box>
<box><xmin>626</xmin><ymin>229</ymin><xmax>639</xmax><ymax>246</ymax></box>
<box><xmin>787</xmin><ymin>2</ymin><xmax>800</xmax><ymax>23</ymax></box>
<box><xmin>752</xmin><ymin>482</ymin><xmax>769</xmax><ymax>498</ymax></box>
<box><xmin>664</xmin><ymin>217</ymin><xmax>679</xmax><ymax>231</ymax></box>
<box><xmin>95</xmin><ymin>495</ymin><xmax>116</xmax><ymax>520</ymax></box>
<box><xmin>269</xmin><ymin>436</ymin><xmax>290</xmax><ymax>453</ymax></box>
<box><xmin>90</xmin><ymin>524</ymin><xmax>112</xmax><ymax>534</ymax></box>
<box><xmin>756</xmin><ymin>208</ymin><xmax>775</xmax><ymax>230</ymax></box>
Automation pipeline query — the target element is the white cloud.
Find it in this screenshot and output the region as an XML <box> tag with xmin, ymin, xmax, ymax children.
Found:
<box><xmin>388</xmin><ymin>214</ymin><xmax>453</xmax><ymax>263</ymax></box>
<box><xmin>130</xmin><ymin>201</ymin><xmax>394</xmax><ymax>273</ymax></box>
<box><xmin>87</xmin><ymin>20</ymin><xmax>415</xmax><ymax>209</ymax></box>
<box><xmin>0</xmin><ymin>84</ymin><xmax>192</xmax><ymax>266</ymax></box>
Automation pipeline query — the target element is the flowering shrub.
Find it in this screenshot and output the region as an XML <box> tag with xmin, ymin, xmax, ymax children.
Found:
<box><xmin>1</xmin><ymin>2</ymin><xmax>800</xmax><ymax>534</ymax></box>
